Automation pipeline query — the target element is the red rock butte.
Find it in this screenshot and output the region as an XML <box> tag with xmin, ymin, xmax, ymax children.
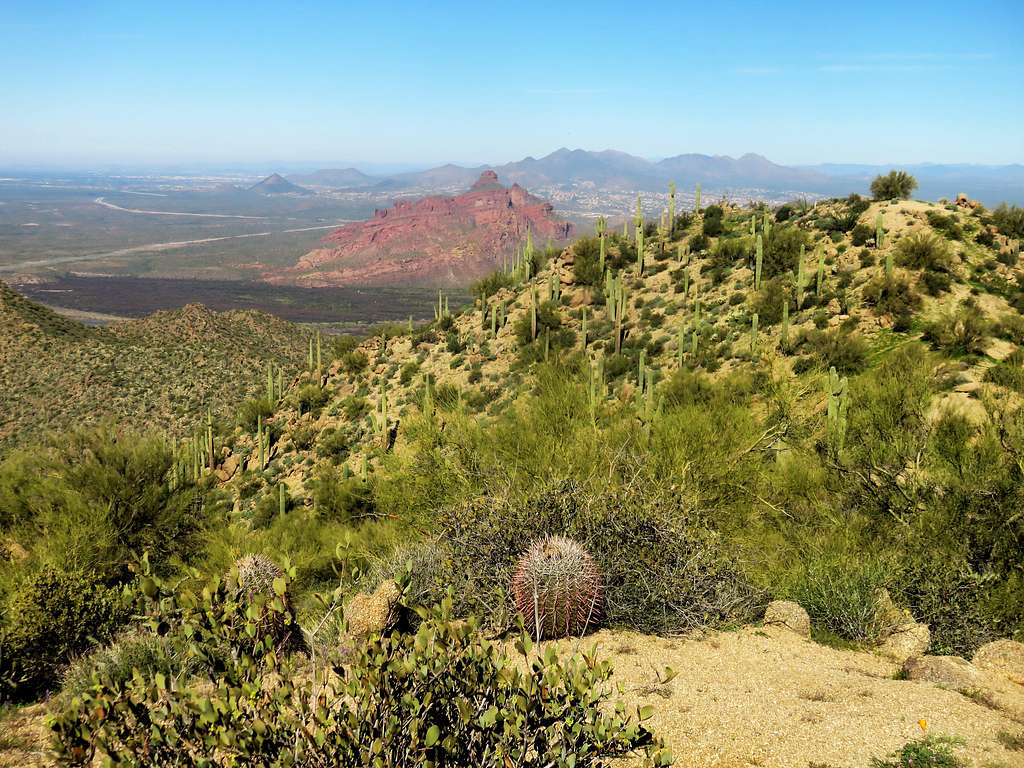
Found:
<box><xmin>268</xmin><ymin>171</ymin><xmax>574</xmax><ymax>288</ymax></box>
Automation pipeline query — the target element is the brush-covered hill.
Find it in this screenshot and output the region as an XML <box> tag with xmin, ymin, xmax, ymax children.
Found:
<box><xmin>4</xmin><ymin>190</ymin><xmax>1024</xmax><ymax>767</ymax></box>
<box><xmin>0</xmin><ymin>287</ymin><xmax>310</xmax><ymax>452</ymax></box>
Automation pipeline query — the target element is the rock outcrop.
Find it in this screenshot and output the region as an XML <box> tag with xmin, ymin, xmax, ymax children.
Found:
<box><xmin>272</xmin><ymin>171</ymin><xmax>574</xmax><ymax>288</ymax></box>
<box><xmin>763</xmin><ymin>600</ymin><xmax>811</xmax><ymax>637</ymax></box>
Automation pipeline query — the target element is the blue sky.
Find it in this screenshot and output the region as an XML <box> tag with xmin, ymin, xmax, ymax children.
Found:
<box><xmin>1</xmin><ymin>1</ymin><xmax>1021</xmax><ymax>168</ymax></box>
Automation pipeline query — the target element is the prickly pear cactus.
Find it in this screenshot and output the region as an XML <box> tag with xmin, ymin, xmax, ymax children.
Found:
<box><xmin>511</xmin><ymin>535</ymin><xmax>603</xmax><ymax>640</ymax></box>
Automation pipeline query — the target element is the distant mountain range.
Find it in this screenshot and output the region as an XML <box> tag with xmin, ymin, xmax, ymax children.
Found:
<box><xmin>282</xmin><ymin>149</ymin><xmax>1024</xmax><ymax>204</ymax></box>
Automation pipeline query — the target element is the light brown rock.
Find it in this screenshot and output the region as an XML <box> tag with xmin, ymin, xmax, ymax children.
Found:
<box><xmin>901</xmin><ymin>655</ymin><xmax>981</xmax><ymax>690</ymax></box>
<box><xmin>345</xmin><ymin>579</ymin><xmax>401</xmax><ymax>639</ymax></box>
<box><xmin>878</xmin><ymin>622</ymin><xmax>930</xmax><ymax>662</ymax></box>
<box><xmin>973</xmin><ymin>639</ymin><xmax>1024</xmax><ymax>681</ymax></box>
<box><xmin>763</xmin><ymin>600</ymin><xmax>811</xmax><ymax>637</ymax></box>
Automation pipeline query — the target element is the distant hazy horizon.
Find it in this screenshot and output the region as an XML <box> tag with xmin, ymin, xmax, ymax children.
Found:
<box><xmin>2</xmin><ymin>1</ymin><xmax>1022</xmax><ymax>168</ymax></box>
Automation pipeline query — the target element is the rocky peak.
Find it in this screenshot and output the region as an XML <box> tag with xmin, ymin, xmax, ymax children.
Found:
<box><xmin>471</xmin><ymin>170</ymin><xmax>502</xmax><ymax>191</ymax></box>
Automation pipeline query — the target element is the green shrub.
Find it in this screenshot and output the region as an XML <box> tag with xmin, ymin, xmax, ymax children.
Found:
<box><xmin>702</xmin><ymin>205</ymin><xmax>725</xmax><ymax>237</ymax></box>
<box><xmin>786</xmin><ymin>554</ymin><xmax>898</xmax><ymax>643</ymax></box>
<box><xmin>399</xmin><ymin>361</ymin><xmax>420</xmax><ymax>385</ymax></box>
<box><xmin>238</xmin><ymin>397</ymin><xmax>274</xmax><ymax>432</ymax></box>
<box><xmin>294</xmin><ymin>383</ymin><xmax>329</xmax><ymax>416</ymax></box>
<box><xmin>922</xmin><ymin>304</ymin><xmax>990</xmax><ymax>357</ymax></box>
<box><xmin>571</xmin><ymin>236</ymin><xmax>603</xmax><ymax>286</ymax></box>
<box><xmin>871</xmin><ymin>736</ymin><xmax>963</xmax><ymax>768</ymax></box>
<box><xmin>311</xmin><ymin>466</ymin><xmax>374</xmax><ymax>522</ymax></box>
<box><xmin>800</xmin><ymin>329</ymin><xmax>869</xmax><ymax>374</ymax></box>
<box><xmin>992</xmin><ymin>203</ymin><xmax>1024</xmax><ymax>239</ymax></box>
<box><xmin>870</xmin><ymin>170</ymin><xmax>917</xmax><ymax>200</ymax></box>
<box><xmin>850</xmin><ymin>223</ymin><xmax>874</xmax><ymax>247</ymax></box>
<box><xmin>316</xmin><ymin>427</ymin><xmax>351</xmax><ymax>463</ymax></box>
<box><xmin>1</xmin><ymin>566</ymin><xmax>127</xmax><ymax>700</ymax></box>
<box><xmin>470</xmin><ymin>269</ymin><xmax>516</xmax><ymax>300</ymax></box>
<box><xmin>757</xmin><ymin>225</ymin><xmax>807</xmax><ymax>280</ymax></box>
<box><xmin>328</xmin><ymin>334</ymin><xmax>360</xmax><ymax>360</ymax></box>
<box><xmin>896</xmin><ymin>231</ymin><xmax>954</xmax><ymax>273</ymax></box>
<box><xmin>340</xmin><ymin>350</ymin><xmax>369</xmax><ymax>374</ymax></box>
<box><xmin>60</xmin><ymin>629</ymin><xmax>184</xmax><ymax>705</ymax></box>
<box><xmin>861</xmin><ymin>274</ymin><xmax>921</xmax><ymax>331</ymax></box>
<box><xmin>750</xmin><ymin>276</ymin><xmax>794</xmax><ymax>326</ymax></box>
<box><xmin>52</xmin><ymin>568</ymin><xmax>668</xmax><ymax>768</ymax></box>
<box><xmin>925</xmin><ymin>210</ymin><xmax>962</xmax><ymax>241</ymax></box>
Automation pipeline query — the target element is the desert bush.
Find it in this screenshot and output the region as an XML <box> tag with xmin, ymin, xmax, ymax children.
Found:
<box><xmin>294</xmin><ymin>383</ymin><xmax>329</xmax><ymax>416</ymax></box>
<box><xmin>896</xmin><ymin>231</ymin><xmax>954</xmax><ymax>273</ymax></box>
<box><xmin>311</xmin><ymin>465</ymin><xmax>374</xmax><ymax>522</ymax></box>
<box><xmin>871</xmin><ymin>736</ymin><xmax>963</xmax><ymax>768</ymax></box>
<box><xmin>861</xmin><ymin>273</ymin><xmax>921</xmax><ymax>331</ymax></box>
<box><xmin>785</xmin><ymin>553</ymin><xmax>899</xmax><ymax>643</ymax></box>
<box><xmin>52</xmin><ymin>567</ymin><xmax>668</xmax><ymax>767</ymax></box>
<box><xmin>850</xmin><ymin>223</ymin><xmax>874</xmax><ymax>247</ymax></box>
<box><xmin>926</xmin><ymin>210</ymin><xmax>962</xmax><ymax>241</ymax></box>
<box><xmin>470</xmin><ymin>269</ymin><xmax>516</xmax><ymax>300</ymax></box>
<box><xmin>60</xmin><ymin>629</ymin><xmax>183</xmax><ymax>704</ymax></box>
<box><xmin>702</xmin><ymin>204</ymin><xmax>725</xmax><ymax>236</ymax></box>
<box><xmin>328</xmin><ymin>334</ymin><xmax>360</xmax><ymax>360</ymax></box>
<box><xmin>992</xmin><ymin>203</ymin><xmax>1024</xmax><ymax>239</ymax></box>
<box><xmin>340</xmin><ymin>349</ymin><xmax>369</xmax><ymax>374</ymax></box>
<box><xmin>422</xmin><ymin>482</ymin><xmax>762</xmax><ymax>635</ymax></box>
<box><xmin>757</xmin><ymin>225</ymin><xmax>807</xmax><ymax>280</ymax></box>
<box><xmin>750</xmin><ymin>276</ymin><xmax>794</xmax><ymax>326</ymax></box>
<box><xmin>0</xmin><ymin>566</ymin><xmax>127</xmax><ymax>700</ymax></box>
<box><xmin>571</xmin><ymin>236</ymin><xmax>603</xmax><ymax>286</ymax></box>
<box><xmin>985</xmin><ymin>350</ymin><xmax>1024</xmax><ymax>393</ymax></box>
<box><xmin>870</xmin><ymin>170</ymin><xmax>918</xmax><ymax>200</ymax></box>
<box><xmin>922</xmin><ymin>304</ymin><xmax>990</xmax><ymax>357</ymax></box>
<box><xmin>799</xmin><ymin>329</ymin><xmax>869</xmax><ymax>374</ymax></box>
<box><xmin>237</xmin><ymin>397</ymin><xmax>274</xmax><ymax>432</ymax></box>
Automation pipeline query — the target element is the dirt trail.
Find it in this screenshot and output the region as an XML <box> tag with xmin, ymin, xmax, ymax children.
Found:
<box><xmin>93</xmin><ymin>196</ymin><xmax>266</xmax><ymax>219</ymax></box>
<box><xmin>585</xmin><ymin>626</ymin><xmax>1024</xmax><ymax>767</ymax></box>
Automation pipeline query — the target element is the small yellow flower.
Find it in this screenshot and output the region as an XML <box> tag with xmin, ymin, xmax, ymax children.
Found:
<box><xmin>918</xmin><ymin>719</ymin><xmax>928</xmax><ymax>734</ymax></box>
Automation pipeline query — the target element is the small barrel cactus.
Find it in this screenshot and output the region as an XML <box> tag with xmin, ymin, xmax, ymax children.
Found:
<box><xmin>230</xmin><ymin>554</ymin><xmax>294</xmax><ymax>647</ymax></box>
<box><xmin>511</xmin><ymin>535</ymin><xmax>603</xmax><ymax>640</ymax></box>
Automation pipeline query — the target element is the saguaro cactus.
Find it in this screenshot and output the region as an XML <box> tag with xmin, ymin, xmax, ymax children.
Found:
<box><xmin>695</xmin><ymin>182</ymin><xmax>702</xmax><ymax>212</ymax></box>
<box><xmin>875</xmin><ymin>212</ymin><xmax>885</xmax><ymax>249</ymax></box>
<box><xmin>668</xmin><ymin>181</ymin><xmax>677</xmax><ymax>234</ymax></box>
<box><xmin>751</xmin><ymin>312</ymin><xmax>759</xmax><ymax>352</ymax></box>
<box><xmin>816</xmin><ymin>246</ymin><xmax>826</xmax><ymax>297</ymax></box>
<box><xmin>796</xmin><ymin>245</ymin><xmax>806</xmax><ymax>309</ymax></box>
<box><xmin>781</xmin><ymin>296</ymin><xmax>790</xmax><ymax>349</ymax></box>
<box><xmin>755</xmin><ymin>234</ymin><xmax>764</xmax><ymax>290</ymax></box>
<box><xmin>826</xmin><ymin>366</ymin><xmax>850</xmax><ymax>456</ymax></box>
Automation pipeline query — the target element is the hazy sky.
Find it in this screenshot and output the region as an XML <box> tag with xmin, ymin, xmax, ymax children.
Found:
<box><xmin>1</xmin><ymin>1</ymin><xmax>1022</xmax><ymax>168</ymax></box>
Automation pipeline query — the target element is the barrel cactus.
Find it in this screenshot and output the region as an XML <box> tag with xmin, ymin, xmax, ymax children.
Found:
<box><xmin>229</xmin><ymin>554</ymin><xmax>295</xmax><ymax>648</ymax></box>
<box><xmin>511</xmin><ymin>536</ymin><xmax>603</xmax><ymax>640</ymax></box>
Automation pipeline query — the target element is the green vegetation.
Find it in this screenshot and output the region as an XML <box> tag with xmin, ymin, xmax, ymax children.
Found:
<box><xmin>870</xmin><ymin>170</ymin><xmax>918</xmax><ymax>200</ymax></box>
<box><xmin>3</xmin><ymin>193</ymin><xmax>1024</xmax><ymax>763</ymax></box>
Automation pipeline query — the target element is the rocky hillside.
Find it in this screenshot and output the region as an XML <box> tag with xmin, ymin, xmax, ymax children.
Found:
<box><xmin>230</xmin><ymin>193</ymin><xmax>1022</xmax><ymax>507</ymax></box>
<box><xmin>272</xmin><ymin>171</ymin><xmax>574</xmax><ymax>287</ymax></box>
<box><xmin>0</xmin><ymin>286</ymin><xmax>310</xmax><ymax>452</ymax></box>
